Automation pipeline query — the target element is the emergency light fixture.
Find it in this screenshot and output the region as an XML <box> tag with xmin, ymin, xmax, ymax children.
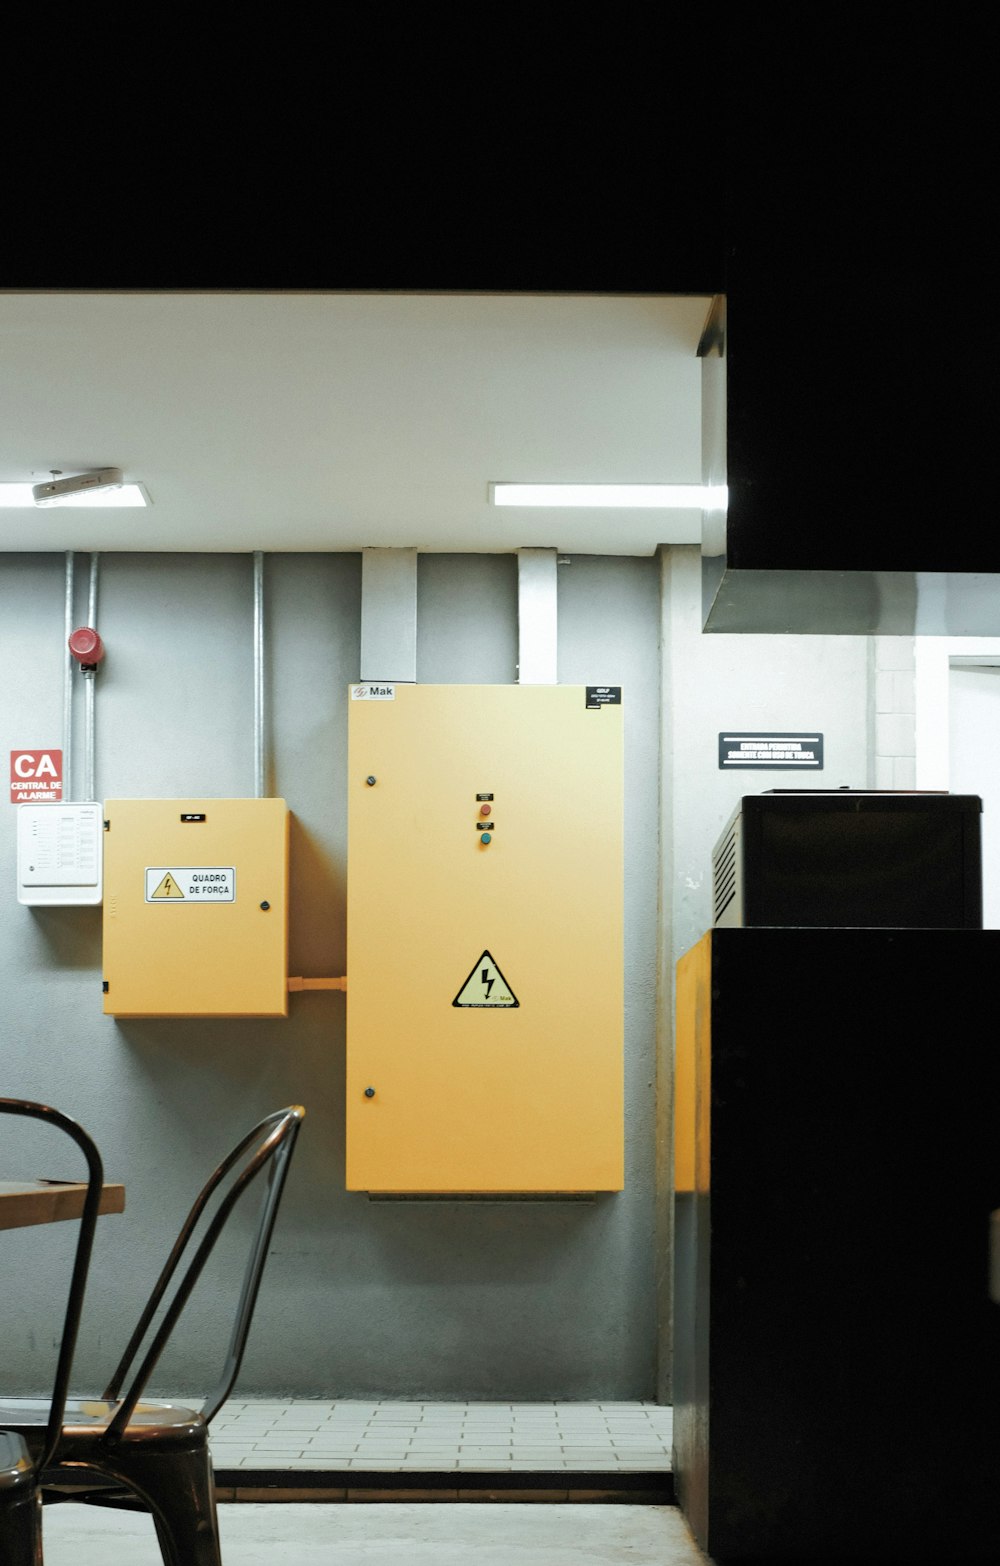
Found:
<box><xmin>32</xmin><ymin>468</ymin><xmax>133</xmax><ymax>506</ymax></box>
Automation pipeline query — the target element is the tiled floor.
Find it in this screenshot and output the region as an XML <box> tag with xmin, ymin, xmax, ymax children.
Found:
<box><xmin>208</xmin><ymin>1398</ymin><xmax>673</xmax><ymax>1474</ymax></box>
<box><xmin>33</xmin><ymin>1400</ymin><xmax>690</xmax><ymax>1561</ymax></box>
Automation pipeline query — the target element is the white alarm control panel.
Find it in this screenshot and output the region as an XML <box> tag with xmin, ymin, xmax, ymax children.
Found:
<box><xmin>17</xmin><ymin>803</ymin><xmax>104</xmax><ymax>906</ymax></box>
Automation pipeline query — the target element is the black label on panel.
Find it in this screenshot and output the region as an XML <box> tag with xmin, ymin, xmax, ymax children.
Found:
<box><xmin>180</xmin><ymin>813</ymin><xmax>207</xmax><ymax>822</ymax></box>
<box><xmin>718</xmin><ymin>733</ymin><xmax>824</xmax><ymax>769</ymax></box>
<box><xmin>586</xmin><ymin>686</ymin><xmax>622</xmax><ymax>709</ymax></box>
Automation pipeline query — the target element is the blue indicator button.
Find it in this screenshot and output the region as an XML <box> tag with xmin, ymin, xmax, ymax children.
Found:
<box><xmin>479</xmin><ymin>832</ymin><xmax>492</xmax><ymax>845</ymax></box>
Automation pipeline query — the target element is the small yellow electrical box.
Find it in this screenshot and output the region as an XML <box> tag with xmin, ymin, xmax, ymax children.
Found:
<box><xmin>102</xmin><ymin>798</ymin><xmax>289</xmax><ymax>1018</ymax></box>
<box><xmin>346</xmin><ymin>683</ymin><xmax>624</xmax><ymax>1193</ymax></box>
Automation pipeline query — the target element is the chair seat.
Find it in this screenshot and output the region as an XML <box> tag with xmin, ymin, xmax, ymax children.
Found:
<box><xmin>0</xmin><ymin>1398</ymin><xmax>206</xmax><ymax>1455</ymax></box>
<box><xmin>0</xmin><ymin>1429</ymin><xmax>34</xmax><ymax>1490</ymax></box>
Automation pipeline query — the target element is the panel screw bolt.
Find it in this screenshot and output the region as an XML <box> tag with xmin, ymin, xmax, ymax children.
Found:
<box><xmin>260</xmin><ymin>901</ymin><xmax>270</xmax><ymax>910</ymax></box>
<box><xmin>366</xmin><ymin>776</ymin><xmax>377</xmax><ymax>786</ymax></box>
<box><xmin>364</xmin><ymin>1087</ymin><xmax>376</xmax><ymax>1098</ymax></box>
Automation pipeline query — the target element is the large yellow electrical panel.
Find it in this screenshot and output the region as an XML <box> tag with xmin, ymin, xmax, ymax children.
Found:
<box><xmin>346</xmin><ymin>683</ymin><xmax>624</xmax><ymax>1193</ymax></box>
<box><xmin>102</xmin><ymin>798</ymin><xmax>289</xmax><ymax>1018</ymax></box>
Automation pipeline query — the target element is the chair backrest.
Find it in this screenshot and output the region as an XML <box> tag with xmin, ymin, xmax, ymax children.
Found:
<box><xmin>100</xmin><ymin>1104</ymin><xmax>305</xmax><ymax>1439</ymax></box>
<box><xmin>0</xmin><ymin>1098</ymin><xmax>105</xmax><ymax>1470</ymax></box>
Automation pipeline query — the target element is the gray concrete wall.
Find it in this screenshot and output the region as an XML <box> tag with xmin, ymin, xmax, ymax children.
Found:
<box><xmin>0</xmin><ymin>547</ymin><xmax>875</xmax><ymax>1406</ymax></box>
<box><xmin>0</xmin><ymin>550</ymin><xmax>661</xmax><ymax>1403</ymax></box>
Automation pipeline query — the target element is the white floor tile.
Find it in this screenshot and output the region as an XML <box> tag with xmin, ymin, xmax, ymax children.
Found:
<box><xmin>205</xmin><ymin>1397</ymin><xmax>673</xmax><ymax>1474</ymax></box>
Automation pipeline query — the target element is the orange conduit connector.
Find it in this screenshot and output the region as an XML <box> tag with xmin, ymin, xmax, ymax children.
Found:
<box><xmin>287</xmin><ymin>976</ymin><xmax>348</xmax><ymax>992</ymax></box>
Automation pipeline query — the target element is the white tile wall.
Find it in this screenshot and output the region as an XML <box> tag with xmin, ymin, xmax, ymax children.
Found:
<box><xmin>874</xmin><ymin>637</ymin><xmax>916</xmax><ymax>789</ymax></box>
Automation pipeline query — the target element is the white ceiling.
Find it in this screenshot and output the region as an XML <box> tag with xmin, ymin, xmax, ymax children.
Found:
<box><xmin>0</xmin><ymin>291</ymin><xmax>712</xmax><ymax>557</ymax></box>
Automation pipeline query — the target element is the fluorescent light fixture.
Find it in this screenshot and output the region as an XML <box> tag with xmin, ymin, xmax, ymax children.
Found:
<box><xmin>0</xmin><ymin>478</ymin><xmax>149</xmax><ymax>509</ymax></box>
<box><xmin>489</xmin><ymin>483</ymin><xmax>727</xmax><ymax>508</ymax></box>
<box><xmin>35</xmin><ymin>482</ymin><xmax>149</xmax><ymax>508</ymax></box>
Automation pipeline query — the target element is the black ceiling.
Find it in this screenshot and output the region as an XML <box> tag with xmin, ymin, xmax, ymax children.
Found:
<box><xmin>8</xmin><ymin>16</ymin><xmax>991</xmax><ymax>585</ymax></box>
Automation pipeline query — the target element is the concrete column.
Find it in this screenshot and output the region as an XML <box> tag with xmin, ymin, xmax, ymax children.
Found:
<box><xmin>517</xmin><ymin>549</ymin><xmax>558</xmax><ymax>684</ymax></box>
<box><xmin>360</xmin><ymin>549</ymin><xmax>417</xmax><ymax>681</ymax></box>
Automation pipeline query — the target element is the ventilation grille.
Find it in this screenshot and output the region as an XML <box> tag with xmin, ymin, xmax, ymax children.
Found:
<box><xmin>713</xmin><ymin>816</ymin><xmax>739</xmax><ymax>924</ymax></box>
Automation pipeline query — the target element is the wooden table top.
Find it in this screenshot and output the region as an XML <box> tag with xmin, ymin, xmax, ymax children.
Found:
<box><xmin>0</xmin><ymin>1181</ymin><xmax>125</xmax><ymax>1232</ymax></box>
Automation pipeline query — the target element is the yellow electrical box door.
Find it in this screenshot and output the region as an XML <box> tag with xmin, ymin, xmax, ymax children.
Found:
<box><xmin>346</xmin><ymin>684</ymin><xmax>624</xmax><ymax>1193</ymax></box>
<box><xmin>102</xmin><ymin>798</ymin><xmax>289</xmax><ymax>1018</ymax></box>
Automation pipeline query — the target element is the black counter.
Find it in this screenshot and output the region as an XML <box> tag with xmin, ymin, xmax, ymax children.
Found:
<box><xmin>673</xmin><ymin>928</ymin><xmax>1000</xmax><ymax>1564</ymax></box>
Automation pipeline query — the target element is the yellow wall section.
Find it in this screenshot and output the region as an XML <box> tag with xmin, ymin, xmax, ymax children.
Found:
<box><xmin>102</xmin><ymin>798</ymin><xmax>289</xmax><ymax>1017</ymax></box>
<box><xmin>346</xmin><ymin>685</ymin><xmax>624</xmax><ymax>1193</ymax></box>
<box><xmin>675</xmin><ymin>930</ymin><xmax>712</xmax><ymax>1196</ymax></box>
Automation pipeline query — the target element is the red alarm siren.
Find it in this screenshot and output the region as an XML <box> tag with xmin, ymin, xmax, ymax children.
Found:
<box><xmin>68</xmin><ymin>627</ymin><xmax>105</xmax><ymax>666</ymax></box>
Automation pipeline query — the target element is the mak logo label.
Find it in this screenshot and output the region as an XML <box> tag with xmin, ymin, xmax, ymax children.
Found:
<box><xmin>453</xmin><ymin>950</ymin><xmax>519</xmax><ymax>1008</ymax></box>
<box><xmin>351</xmin><ymin>683</ymin><xmax>396</xmax><ymax>701</ymax></box>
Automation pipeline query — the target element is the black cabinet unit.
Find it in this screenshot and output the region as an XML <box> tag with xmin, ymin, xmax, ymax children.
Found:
<box><xmin>674</xmin><ymin>928</ymin><xmax>1000</xmax><ymax>1564</ymax></box>
<box><xmin>712</xmin><ymin>791</ymin><xmax>983</xmax><ymax>931</ymax></box>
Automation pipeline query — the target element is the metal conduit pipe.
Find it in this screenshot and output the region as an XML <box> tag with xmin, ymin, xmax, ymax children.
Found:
<box><xmin>253</xmin><ymin>551</ymin><xmax>265</xmax><ymax>798</ymax></box>
<box><xmin>83</xmin><ymin>554</ymin><xmax>99</xmax><ymax>801</ymax></box>
<box><xmin>63</xmin><ymin>552</ymin><xmax>75</xmax><ymax>801</ymax></box>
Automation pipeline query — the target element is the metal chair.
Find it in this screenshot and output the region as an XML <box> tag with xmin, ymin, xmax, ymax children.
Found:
<box><xmin>0</xmin><ymin>1429</ymin><xmax>41</xmax><ymax>1565</ymax></box>
<box><xmin>0</xmin><ymin>1098</ymin><xmax>105</xmax><ymax>1566</ymax></box>
<box><xmin>0</xmin><ymin>1104</ymin><xmax>305</xmax><ymax>1566</ymax></box>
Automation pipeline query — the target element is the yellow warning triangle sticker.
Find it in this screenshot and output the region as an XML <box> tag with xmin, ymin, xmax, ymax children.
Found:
<box><xmin>150</xmin><ymin>872</ymin><xmax>185</xmax><ymax>899</ymax></box>
<box><xmin>453</xmin><ymin>950</ymin><xmax>519</xmax><ymax>1008</ymax></box>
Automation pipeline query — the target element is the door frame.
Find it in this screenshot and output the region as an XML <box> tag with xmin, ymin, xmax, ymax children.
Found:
<box><xmin>914</xmin><ymin>636</ymin><xmax>1000</xmax><ymax>789</ymax></box>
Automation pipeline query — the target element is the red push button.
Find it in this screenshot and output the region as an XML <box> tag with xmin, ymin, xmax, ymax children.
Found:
<box><xmin>479</xmin><ymin>804</ymin><xmax>492</xmax><ymax>817</ymax></box>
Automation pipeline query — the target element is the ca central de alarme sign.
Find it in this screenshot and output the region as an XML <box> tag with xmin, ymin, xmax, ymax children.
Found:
<box><xmin>10</xmin><ymin>749</ymin><xmax>63</xmax><ymax>803</ymax></box>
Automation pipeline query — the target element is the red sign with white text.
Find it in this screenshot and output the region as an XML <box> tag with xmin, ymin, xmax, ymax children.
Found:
<box><xmin>10</xmin><ymin>749</ymin><xmax>63</xmax><ymax>803</ymax></box>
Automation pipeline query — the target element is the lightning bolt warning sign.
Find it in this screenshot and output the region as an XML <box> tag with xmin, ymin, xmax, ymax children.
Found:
<box><xmin>453</xmin><ymin>950</ymin><xmax>519</xmax><ymax>1008</ymax></box>
<box><xmin>148</xmin><ymin>871</ymin><xmax>185</xmax><ymax>900</ymax></box>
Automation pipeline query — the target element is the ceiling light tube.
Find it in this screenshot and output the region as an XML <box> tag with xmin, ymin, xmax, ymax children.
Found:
<box><xmin>0</xmin><ymin>480</ymin><xmax>150</xmax><ymax>509</ymax></box>
<box><xmin>489</xmin><ymin>483</ymin><xmax>727</xmax><ymax>509</ymax></box>
<box><xmin>35</xmin><ymin>483</ymin><xmax>149</xmax><ymax>509</ymax></box>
